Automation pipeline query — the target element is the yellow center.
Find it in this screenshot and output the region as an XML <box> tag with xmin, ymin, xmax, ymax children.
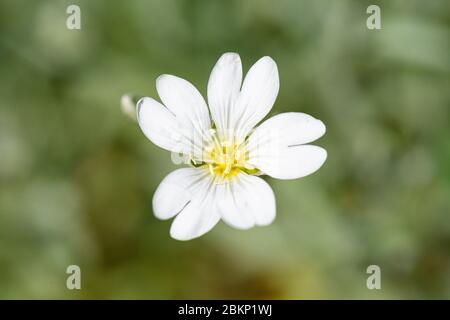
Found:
<box><xmin>190</xmin><ymin>129</ymin><xmax>259</xmax><ymax>179</ymax></box>
<box><xmin>206</xmin><ymin>140</ymin><xmax>247</xmax><ymax>178</ymax></box>
<box><xmin>188</xmin><ymin>129</ymin><xmax>260</xmax><ymax>179</ymax></box>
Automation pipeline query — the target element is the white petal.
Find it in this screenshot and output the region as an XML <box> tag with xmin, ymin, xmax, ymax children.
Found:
<box><xmin>152</xmin><ymin>167</ymin><xmax>220</xmax><ymax>241</ymax></box>
<box><xmin>246</xmin><ymin>112</ymin><xmax>327</xmax><ymax>180</ymax></box>
<box><xmin>216</xmin><ymin>173</ymin><xmax>276</xmax><ymax>229</ymax></box>
<box><xmin>248</xmin><ymin>144</ymin><xmax>327</xmax><ymax>180</ymax></box>
<box><xmin>246</xmin><ymin>112</ymin><xmax>326</xmax><ymax>152</ymax></box>
<box><xmin>232</xmin><ymin>56</ymin><xmax>279</xmax><ymax>143</ymax></box>
<box><xmin>207</xmin><ymin>53</ymin><xmax>242</xmax><ymax>140</ymax></box>
<box><xmin>156</xmin><ymin>75</ymin><xmax>212</xmax><ymax>148</ymax></box>
<box><xmin>137</xmin><ymin>97</ymin><xmax>200</xmax><ymax>155</ymax></box>
<box><xmin>170</xmin><ymin>197</ymin><xmax>220</xmax><ymax>241</ymax></box>
<box><xmin>152</xmin><ymin>168</ymin><xmax>206</xmax><ymax>220</ymax></box>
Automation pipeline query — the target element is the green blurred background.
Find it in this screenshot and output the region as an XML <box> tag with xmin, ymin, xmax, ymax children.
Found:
<box><xmin>0</xmin><ymin>0</ymin><xmax>449</xmax><ymax>299</ymax></box>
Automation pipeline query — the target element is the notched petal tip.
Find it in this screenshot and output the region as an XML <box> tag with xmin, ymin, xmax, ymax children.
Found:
<box><xmin>135</xmin><ymin>96</ymin><xmax>147</xmax><ymax>112</ymax></box>
<box><xmin>155</xmin><ymin>74</ymin><xmax>173</xmax><ymax>87</ymax></box>
<box><xmin>156</xmin><ymin>74</ymin><xmax>186</xmax><ymax>94</ymax></box>
<box><xmin>259</xmin><ymin>55</ymin><xmax>276</xmax><ymax>63</ymax></box>
<box><xmin>311</xmin><ymin>117</ymin><xmax>326</xmax><ymax>140</ymax></box>
<box><xmin>318</xmin><ymin>119</ymin><xmax>326</xmax><ymax>133</ymax></box>
<box><xmin>257</xmin><ymin>56</ymin><xmax>278</xmax><ymax>73</ymax></box>
<box><xmin>135</xmin><ymin>97</ymin><xmax>151</xmax><ymax>124</ymax></box>
<box><xmin>319</xmin><ymin>147</ymin><xmax>328</xmax><ymax>165</ymax></box>
<box><xmin>217</xmin><ymin>52</ymin><xmax>241</xmax><ymax>64</ymax></box>
<box><xmin>169</xmin><ymin>225</ymin><xmax>203</xmax><ymax>241</ymax></box>
<box><xmin>303</xmin><ymin>146</ymin><xmax>328</xmax><ymax>176</ymax></box>
<box><xmin>169</xmin><ymin>228</ymin><xmax>192</xmax><ymax>241</ymax></box>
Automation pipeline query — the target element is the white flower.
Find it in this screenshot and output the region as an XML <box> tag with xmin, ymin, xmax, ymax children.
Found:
<box><xmin>137</xmin><ymin>53</ymin><xmax>327</xmax><ymax>241</ymax></box>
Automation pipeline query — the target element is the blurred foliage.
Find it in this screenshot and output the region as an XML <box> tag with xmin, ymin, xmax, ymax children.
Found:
<box><xmin>0</xmin><ymin>0</ymin><xmax>449</xmax><ymax>299</ymax></box>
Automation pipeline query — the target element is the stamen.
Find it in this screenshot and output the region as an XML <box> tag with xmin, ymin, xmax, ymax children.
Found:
<box><xmin>210</xmin><ymin>129</ymin><xmax>224</xmax><ymax>161</ymax></box>
<box><xmin>198</xmin><ymin>128</ymin><xmax>253</xmax><ymax>179</ymax></box>
<box><xmin>208</xmin><ymin>164</ymin><xmax>215</xmax><ymax>176</ymax></box>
